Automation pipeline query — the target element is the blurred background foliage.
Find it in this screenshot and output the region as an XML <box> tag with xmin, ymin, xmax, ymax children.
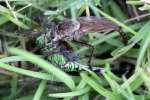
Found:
<box><xmin>1</xmin><ymin>0</ymin><xmax>150</xmax><ymax>100</ymax></box>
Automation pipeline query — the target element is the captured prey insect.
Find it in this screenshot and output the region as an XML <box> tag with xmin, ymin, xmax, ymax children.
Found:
<box><xmin>47</xmin><ymin>49</ymin><xmax>104</xmax><ymax>74</ymax></box>
<box><xmin>36</xmin><ymin>16</ymin><xmax>127</xmax><ymax>66</ymax></box>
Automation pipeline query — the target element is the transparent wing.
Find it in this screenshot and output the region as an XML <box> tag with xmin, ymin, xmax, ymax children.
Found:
<box><xmin>77</xmin><ymin>17</ymin><xmax>119</xmax><ymax>34</ymax></box>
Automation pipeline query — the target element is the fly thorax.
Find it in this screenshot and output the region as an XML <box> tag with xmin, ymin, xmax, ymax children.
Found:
<box><xmin>57</xmin><ymin>20</ymin><xmax>80</xmax><ymax>39</ymax></box>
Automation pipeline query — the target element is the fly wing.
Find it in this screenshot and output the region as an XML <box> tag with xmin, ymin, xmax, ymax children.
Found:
<box><xmin>77</xmin><ymin>17</ymin><xmax>119</xmax><ymax>34</ymax></box>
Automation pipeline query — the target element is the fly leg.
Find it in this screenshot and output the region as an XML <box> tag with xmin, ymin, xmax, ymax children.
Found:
<box><xmin>117</xmin><ymin>29</ymin><xmax>128</xmax><ymax>45</ymax></box>
<box><xmin>104</xmin><ymin>28</ymin><xmax>128</xmax><ymax>45</ymax></box>
<box><xmin>72</xmin><ymin>39</ymin><xmax>95</xmax><ymax>69</ymax></box>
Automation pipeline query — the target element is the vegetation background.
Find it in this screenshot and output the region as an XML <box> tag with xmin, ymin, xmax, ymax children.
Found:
<box><xmin>0</xmin><ymin>0</ymin><xmax>150</xmax><ymax>100</ymax></box>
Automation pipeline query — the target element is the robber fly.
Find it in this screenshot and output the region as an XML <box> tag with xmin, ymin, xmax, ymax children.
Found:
<box><xmin>44</xmin><ymin>16</ymin><xmax>125</xmax><ymax>46</ymax></box>
<box><xmin>36</xmin><ymin>16</ymin><xmax>127</xmax><ymax>66</ymax></box>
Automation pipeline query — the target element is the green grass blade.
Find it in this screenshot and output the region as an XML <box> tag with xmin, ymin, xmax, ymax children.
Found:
<box><xmin>0</xmin><ymin>56</ymin><xmax>26</xmax><ymax>63</ymax></box>
<box><xmin>48</xmin><ymin>86</ymin><xmax>90</xmax><ymax>98</ymax></box>
<box><xmin>33</xmin><ymin>80</ymin><xmax>47</xmax><ymax>100</ymax></box>
<box><xmin>8</xmin><ymin>47</ymin><xmax>76</xmax><ymax>90</ymax></box>
<box><xmin>80</xmin><ymin>72</ymin><xmax>114</xmax><ymax>98</ymax></box>
<box><xmin>0</xmin><ymin>62</ymin><xmax>58</xmax><ymax>81</ymax></box>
